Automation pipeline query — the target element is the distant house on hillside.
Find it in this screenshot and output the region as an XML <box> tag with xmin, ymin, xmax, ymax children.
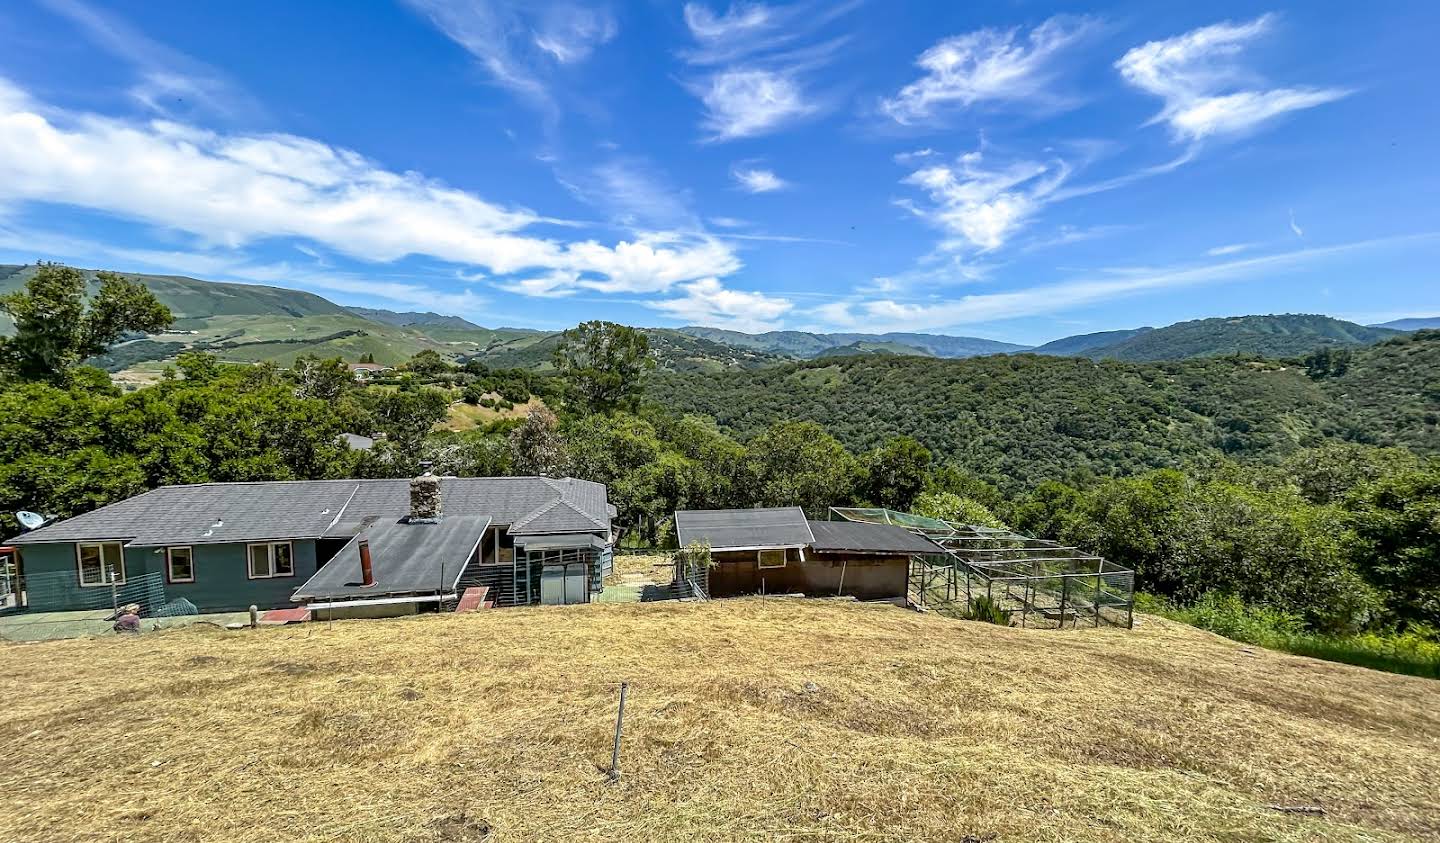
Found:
<box><xmin>347</xmin><ymin>362</ymin><xmax>393</xmax><ymax>380</ymax></box>
<box><xmin>7</xmin><ymin>474</ymin><xmax>614</xmax><ymax>619</ymax></box>
<box><xmin>674</xmin><ymin>507</ymin><xmax>943</xmax><ymax>602</ymax></box>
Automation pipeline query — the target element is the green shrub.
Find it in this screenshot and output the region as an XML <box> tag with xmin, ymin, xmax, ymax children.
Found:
<box><xmin>963</xmin><ymin>594</ymin><xmax>1012</xmax><ymax>626</ymax></box>
<box><xmin>1144</xmin><ymin>591</ymin><xmax>1440</xmax><ymax>679</ymax></box>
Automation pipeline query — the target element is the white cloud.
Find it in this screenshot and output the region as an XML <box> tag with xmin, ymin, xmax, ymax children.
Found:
<box><xmin>1289</xmin><ymin>209</ymin><xmax>1304</xmax><ymax>238</ymax></box>
<box><xmin>882</xmin><ymin>16</ymin><xmax>1093</xmax><ymax>124</ymax></box>
<box><xmin>0</xmin><ymin>77</ymin><xmax>739</xmax><ymax>297</ymax></box>
<box><xmin>1116</xmin><ymin>15</ymin><xmax>1350</xmax><ymax>142</ymax></box>
<box><xmin>696</xmin><ymin>69</ymin><xmax>815</xmax><ymax>141</ymax></box>
<box><xmin>1206</xmin><ymin>242</ymin><xmax>1257</xmax><ymax>256</ymax></box>
<box><xmin>731</xmin><ymin>165</ymin><xmax>788</xmax><ymax>193</ymax></box>
<box><xmin>0</xmin><ymin>224</ymin><xmax>492</xmax><ymax>315</ymax></box>
<box><xmin>899</xmin><ymin>148</ymin><xmax>1071</xmax><ymax>251</ymax></box>
<box><xmin>648</xmin><ymin>277</ymin><xmax>792</xmax><ymax>332</ymax></box>
<box><xmin>814</xmin><ymin>233</ymin><xmax>1440</xmax><ymax>333</ymax></box>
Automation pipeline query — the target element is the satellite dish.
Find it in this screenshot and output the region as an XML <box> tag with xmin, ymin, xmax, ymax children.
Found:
<box><xmin>15</xmin><ymin>511</ymin><xmax>47</xmax><ymax>531</ymax></box>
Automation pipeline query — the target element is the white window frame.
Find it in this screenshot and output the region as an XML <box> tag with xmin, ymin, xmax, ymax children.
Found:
<box><xmin>165</xmin><ymin>546</ymin><xmax>195</xmax><ymax>584</ymax></box>
<box><xmin>76</xmin><ymin>541</ymin><xmax>126</xmax><ymax>587</ymax></box>
<box><xmin>757</xmin><ymin>548</ymin><xmax>788</xmax><ymax>569</ymax></box>
<box><xmin>246</xmin><ymin>542</ymin><xmax>295</xmax><ymax>579</ymax></box>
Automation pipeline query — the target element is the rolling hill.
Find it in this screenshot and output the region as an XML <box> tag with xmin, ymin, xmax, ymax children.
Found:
<box><xmin>474</xmin><ymin>327</ymin><xmax>787</xmax><ymax>373</ymax></box>
<box><xmin>0</xmin><ymin>264</ymin><xmax>539</xmax><ymax>369</ymax></box>
<box><xmin>1</xmin><ymin>599</ymin><xmax>1435</xmax><ymax>842</ymax></box>
<box><xmin>1039</xmin><ymin>315</ymin><xmax>1401</xmax><ymax>362</ymax></box>
<box><xmin>1031</xmin><ymin>327</ymin><xmax>1154</xmax><ymax>356</ymax></box>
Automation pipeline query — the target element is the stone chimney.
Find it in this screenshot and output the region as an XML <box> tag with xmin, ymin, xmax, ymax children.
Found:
<box><xmin>409</xmin><ymin>472</ymin><xmax>443</xmax><ymax>522</ymax></box>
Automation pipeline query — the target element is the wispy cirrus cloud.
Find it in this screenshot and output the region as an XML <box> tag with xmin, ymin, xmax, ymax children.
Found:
<box><xmin>731</xmin><ymin>164</ymin><xmax>788</xmax><ymax>193</ymax></box>
<box><xmin>680</xmin><ymin>1</ymin><xmax>855</xmax><ymax>141</ymax></box>
<box><xmin>0</xmin><ymin>76</ymin><xmax>739</xmax><ymax>300</ymax></box>
<box><xmin>648</xmin><ymin>276</ymin><xmax>792</xmax><ymax>332</ymax></box>
<box><xmin>1117</xmin><ymin>14</ymin><xmax>1350</xmax><ymax>142</ymax></box>
<box><xmin>38</xmin><ymin>0</ymin><xmax>261</xmax><ymax>121</ymax></box>
<box><xmin>814</xmin><ymin>232</ymin><xmax>1440</xmax><ymax>333</ymax></box>
<box><xmin>1206</xmin><ymin>242</ymin><xmax>1258</xmax><ymax>256</ymax></box>
<box><xmin>402</xmin><ymin>0</ymin><xmax>617</xmax><ymax>115</ymax></box>
<box><xmin>881</xmin><ymin>16</ymin><xmax>1096</xmax><ymax>125</ymax></box>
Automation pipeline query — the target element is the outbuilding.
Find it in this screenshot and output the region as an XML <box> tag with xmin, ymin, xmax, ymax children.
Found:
<box><xmin>674</xmin><ymin>507</ymin><xmax>944</xmax><ymax>602</ymax></box>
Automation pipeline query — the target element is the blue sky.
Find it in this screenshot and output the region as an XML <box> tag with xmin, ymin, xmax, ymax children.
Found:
<box><xmin>0</xmin><ymin>0</ymin><xmax>1436</xmax><ymax>344</ymax></box>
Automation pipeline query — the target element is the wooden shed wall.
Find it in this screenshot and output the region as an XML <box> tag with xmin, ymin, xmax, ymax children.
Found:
<box><xmin>708</xmin><ymin>549</ymin><xmax>907</xmax><ymax>601</ymax></box>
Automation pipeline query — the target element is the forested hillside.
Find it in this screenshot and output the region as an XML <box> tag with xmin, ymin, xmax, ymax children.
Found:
<box><xmin>650</xmin><ymin>332</ymin><xmax>1440</xmax><ymax>489</ymax></box>
<box><xmin>1061</xmin><ymin>314</ymin><xmax>1400</xmax><ymax>361</ymax></box>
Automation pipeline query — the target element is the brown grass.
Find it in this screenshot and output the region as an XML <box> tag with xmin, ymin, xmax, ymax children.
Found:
<box><xmin>442</xmin><ymin>396</ymin><xmax>544</xmax><ymax>431</ymax></box>
<box><xmin>0</xmin><ymin>599</ymin><xmax>1437</xmax><ymax>842</ymax></box>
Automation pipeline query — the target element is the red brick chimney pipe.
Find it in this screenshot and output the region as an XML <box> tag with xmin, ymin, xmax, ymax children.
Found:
<box><xmin>359</xmin><ymin>538</ymin><xmax>375</xmax><ymax>587</ymax></box>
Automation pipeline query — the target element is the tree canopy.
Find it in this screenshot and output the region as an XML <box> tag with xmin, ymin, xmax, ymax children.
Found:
<box><xmin>553</xmin><ymin>320</ymin><xmax>654</xmax><ymax>414</ymax></box>
<box><xmin>0</xmin><ymin>263</ymin><xmax>172</xmax><ymax>382</ymax></box>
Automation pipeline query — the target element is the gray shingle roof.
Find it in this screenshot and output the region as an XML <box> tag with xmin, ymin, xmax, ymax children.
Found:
<box><xmin>9</xmin><ymin>477</ymin><xmax>608</xmax><ymax>547</ymax></box>
<box><xmin>806</xmin><ymin>520</ymin><xmax>945</xmax><ymax>555</ymax></box>
<box><xmin>674</xmin><ymin>507</ymin><xmax>815</xmax><ymax>551</ymax></box>
<box><xmin>291</xmin><ymin>514</ymin><xmax>489</xmax><ymax>601</ymax></box>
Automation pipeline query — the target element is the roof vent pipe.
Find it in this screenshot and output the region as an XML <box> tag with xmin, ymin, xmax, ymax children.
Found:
<box><xmin>410</xmin><ymin>472</ymin><xmax>443</xmax><ymax>523</ymax></box>
<box><xmin>358</xmin><ymin>538</ymin><xmax>376</xmax><ymax>587</ymax></box>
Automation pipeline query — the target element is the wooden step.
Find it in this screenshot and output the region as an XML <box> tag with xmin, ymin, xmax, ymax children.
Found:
<box><xmin>456</xmin><ymin>586</ymin><xmax>490</xmax><ymax>612</ymax></box>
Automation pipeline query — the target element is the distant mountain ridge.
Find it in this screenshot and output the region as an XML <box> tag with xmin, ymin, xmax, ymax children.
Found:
<box><xmin>1031</xmin><ymin>328</ymin><xmax>1154</xmax><ymax>356</ymax></box>
<box><xmin>1034</xmin><ymin>314</ymin><xmax>1402</xmax><ymax>362</ymax></box>
<box><xmin>678</xmin><ymin>326</ymin><xmax>1030</xmax><ymax>359</ymax></box>
<box><xmin>1373</xmin><ymin>317</ymin><xmax>1440</xmax><ymax>331</ymax></box>
<box><xmin>345</xmin><ymin>306</ymin><xmax>486</xmax><ymax>331</ymax></box>
<box><xmin>0</xmin><ymin>264</ymin><xmax>1424</xmax><ymax>373</ymax></box>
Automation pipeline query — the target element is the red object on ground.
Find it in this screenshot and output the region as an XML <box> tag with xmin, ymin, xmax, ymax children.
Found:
<box><xmin>456</xmin><ymin>587</ymin><xmax>489</xmax><ymax>612</ymax></box>
<box><xmin>260</xmin><ymin>607</ymin><xmax>312</xmax><ymax>624</ymax></box>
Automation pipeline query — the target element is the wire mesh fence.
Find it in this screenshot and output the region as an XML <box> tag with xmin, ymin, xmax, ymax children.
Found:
<box><xmin>0</xmin><ymin>571</ymin><xmax>211</xmax><ymax>641</ymax></box>
<box><xmin>833</xmin><ymin>507</ymin><xmax>1135</xmax><ymax>630</ymax></box>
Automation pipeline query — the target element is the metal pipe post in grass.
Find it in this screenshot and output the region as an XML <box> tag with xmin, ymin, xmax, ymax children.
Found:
<box><xmin>608</xmin><ymin>681</ymin><xmax>630</xmax><ymax>782</ymax></box>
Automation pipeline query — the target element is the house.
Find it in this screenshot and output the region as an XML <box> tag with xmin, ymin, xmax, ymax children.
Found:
<box><xmin>674</xmin><ymin>507</ymin><xmax>944</xmax><ymax>602</ymax></box>
<box><xmin>347</xmin><ymin>362</ymin><xmax>393</xmax><ymax>380</ymax></box>
<box><xmin>6</xmin><ymin>475</ymin><xmax>614</xmax><ymax>618</ymax></box>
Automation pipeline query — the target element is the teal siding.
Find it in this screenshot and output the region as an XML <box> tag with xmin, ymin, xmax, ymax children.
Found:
<box><xmin>19</xmin><ymin>540</ymin><xmax>319</xmax><ymax>614</ymax></box>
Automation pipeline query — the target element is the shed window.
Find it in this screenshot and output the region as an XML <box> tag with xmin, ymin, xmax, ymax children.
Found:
<box><xmin>166</xmin><ymin>547</ymin><xmax>195</xmax><ymax>583</ymax></box>
<box><xmin>77</xmin><ymin>542</ymin><xmax>125</xmax><ymax>587</ymax></box>
<box><xmin>247</xmin><ymin>542</ymin><xmax>294</xmax><ymax>579</ymax></box>
<box><xmin>757</xmin><ymin>548</ymin><xmax>787</xmax><ymax>569</ymax></box>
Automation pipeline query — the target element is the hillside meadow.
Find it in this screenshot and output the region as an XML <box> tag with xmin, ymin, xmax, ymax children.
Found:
<box><xmin>0</xmin><ymin>599</ymin><xmax>1436</xmax><ymax>843</ymax></box>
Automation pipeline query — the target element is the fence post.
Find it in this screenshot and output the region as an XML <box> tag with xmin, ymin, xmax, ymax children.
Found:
<box><xmin>1095</xmin><ymin>571</ymin><xmax>1103</xmax><ymax>628</ymax></box>
<box><xmin>608</xmin><ymin>681</ymin><xmax>629</xmax><ymax>782</ymax></box>
<box><xmin>109</xmin><ymin>565</ymin><xmax>118</xmax><ymax>616</ymax></box>
<box><xmin>1059</xmin><ymin>574</ymin><xmax>1071</xmax><ymax>629</ymax></box>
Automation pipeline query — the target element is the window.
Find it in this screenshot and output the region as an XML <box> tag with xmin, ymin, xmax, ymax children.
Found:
<box><xmin>77</xmin><ymin>542</ymin><xmax>125</xmax><ymax>587</ymax></box>
<box><xmin>166</xmin><ymin>547</ymin><xmax>195</xmax><ymax>583</ymax></box>
<box><xmin>757</xmin><ymin>548</ymin><xmax>787</xmax><ymax>569</ymax></box>
<box><xmin>247</xmin><ymin>542</ymin><xmax>294</xmax><ymax>579</ymax></box>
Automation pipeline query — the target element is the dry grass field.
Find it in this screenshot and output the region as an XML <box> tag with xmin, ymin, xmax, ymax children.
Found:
<box><xmin>1</xmin><ymin>599</ymin><xmax>1437</xmax><ymax>843</ymax></box>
